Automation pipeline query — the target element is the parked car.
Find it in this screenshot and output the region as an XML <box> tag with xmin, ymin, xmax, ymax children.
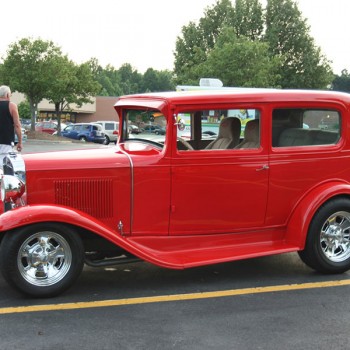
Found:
<box><xmin>61</xmin><ymin>123</ymin><xmax>105</xmax><ymax>143</ymax></box>
<box><xmin>14</xmin><ymin>128</ymin><xmax>27</xmax><ymax>144</ymax></box>
<box><xmin>35</xmin><ymin>121</ymin><xmax>59</xmax><ymax>134</ymax></box>
<box><xmin>20</xmin><ymin>119</ymin><xmax>31</xmax><ymax>130</ymax></box>
<box><xmin>144</xmin><ymin>124</ymin><xmax>165</xmax><ymax>134</ymax></box>
<box><xmin>2</xmin><ymin>89</ymin><xmax>350</xmax><ymax>297</ymax></box>
<box><xmin>128</xmin><ymin>124</ymin><xmax>141</xmax><ymax>134</ymax></box>
<box><xmin>95</xmin><ymin>121</ymin><xmax>119</xmax><ymax>145</ymax></box>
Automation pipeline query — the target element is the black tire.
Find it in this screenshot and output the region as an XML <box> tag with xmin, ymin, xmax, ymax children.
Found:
<box><xmin>298</xmin><ymin>198</ymin><xmax>350</xmax><ymax>274</ymax></box>
<box><xmin>79</xmin><ymin>136</ymin><xmax>87</xmax><ymax>142</ymax></box>
<box><xmin>103</xmin><ymin>135</ymin><xmax>110</xmax><ymax>145</ymax></box>
<box><xmin>0</xmin><ymin>223</ymin><xmax>84</xmax><ymax>297</ymax></box>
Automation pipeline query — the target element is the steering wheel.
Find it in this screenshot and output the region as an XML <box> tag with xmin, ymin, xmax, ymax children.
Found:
<box><xmin>177</xmin><ymin>137</ymin><xmax>194</xmax><ymax>150</ymax></box>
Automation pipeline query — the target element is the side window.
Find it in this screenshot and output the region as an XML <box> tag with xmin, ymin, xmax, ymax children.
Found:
<box><xmin>64</xmin><ymin>125</ymin><xmax>73</xmax><ymax>132</ymax></box>
<box><xmin>81</xmin><ymin>125</ymin><xmax>90</xmax><ymax>132</ymax></box>
<box><xmin>273</xmin><ymin>109</ymin><xmax>340</xmax><ymax>147</ymax></box>
<box><xmin>176</xmin><ymin>109</ymin><xmax>260</xmax><ymax>151</ymax></box>
<box><xmin>105</xmin><ymin>123</ymin><xmax>114</xmax><ymax>130</ymax></box>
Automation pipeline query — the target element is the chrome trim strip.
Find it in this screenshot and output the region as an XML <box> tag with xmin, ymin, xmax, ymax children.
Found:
<box><xmin>118</xmin><ymin>145</ymin><xmax>134</xmax><ymax>234</ymax></box>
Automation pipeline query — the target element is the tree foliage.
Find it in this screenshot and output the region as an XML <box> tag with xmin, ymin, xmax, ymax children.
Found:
<box><xmin>265</xmin><ymin>0</ymin><xmax>332</xmax><ymax>88</ymax></box>
<box><xmin>90</xmin><ymin>60</ymin><xmax>175</xmax><ymax>96</ymax></box>
<box><xmin>1</xmin><ymin>38</ymin><xmax>102</xmax><ymax>132</ymax></box>
<box><xmin>174</xmin><ymin>0</ymin><xmax>237</xmax><ymax>83</ymax></box>
<box><xmin>234</xmin><ymin>0</ymin><xmax>264</xmax><ymax>40</ymax></box>
<box><xmin>18</xmin><ymin>100</ymin><xmax>31</xmax><ymax>119</ymax></box>
<box><xmin>195</xmin><ymin>28</ymin><xmax>280</xmax><ymax>87</ymax></box>
<box><xmin>1</xmin><ymin>38</ymin><xmax>63</xmax><ymax>130</ymax></box>
<box><xmin>174</xmin><ymin>0</ymin><xmax>333</xmax><ymax>89</ymax></box>
<box><xmin>45</xmin><ymin>56</ymin><xmax>101</xmax><ymax>134</ymax></box>
<box><xmin>332</xmin><ymin>69</ymin><xmax>350</xmax><ymax>93</ymax></box>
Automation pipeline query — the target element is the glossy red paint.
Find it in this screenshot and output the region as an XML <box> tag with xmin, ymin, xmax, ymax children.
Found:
<box><xmin>3</xmin><ymin>89</ymin><xmax>350</xmax><ymax>270</ymax></box>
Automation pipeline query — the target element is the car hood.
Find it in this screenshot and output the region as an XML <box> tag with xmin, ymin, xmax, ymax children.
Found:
<box><xmin>23</xmin><ymin>147</ymin><xmax>130</xmax><ymax>172</ymax></box>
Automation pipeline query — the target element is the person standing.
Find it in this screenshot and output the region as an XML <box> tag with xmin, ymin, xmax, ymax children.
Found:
<box><xmin>0</xmin><ymin>85</ymin><xmax>22</xmax><ymax>161</ymax></box>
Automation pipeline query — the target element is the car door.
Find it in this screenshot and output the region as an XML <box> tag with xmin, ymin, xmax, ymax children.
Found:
<box><xmin>61</xmin><ymin>125</ymin><xmax>74</xmax><ymax>138</ymax></box>
<box><xmin>169</xmin><ymin>107</ymin><xmax>269</xmax><ymax>235</ymax></box>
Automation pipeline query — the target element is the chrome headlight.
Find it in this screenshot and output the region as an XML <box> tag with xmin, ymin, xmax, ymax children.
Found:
<box><xmin>1</xmin><ymin>153</ymin><xmax>26</xmax><ymax>211</ymax></box>
<box><xmin>3</xmin><ymin>152</ymin><xmax>26</xmax><ymax>183</ymax></box>
<box><xmin>2</xmin><ymin>175</ymin><xmax>26</xmax><ymax>204</ymax></box>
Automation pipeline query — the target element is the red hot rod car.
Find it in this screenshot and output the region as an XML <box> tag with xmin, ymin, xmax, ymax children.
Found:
<box><xmin>1</xmin><ymin>89</ymin><xmax>350</xmax><ymax>297</ymax></box>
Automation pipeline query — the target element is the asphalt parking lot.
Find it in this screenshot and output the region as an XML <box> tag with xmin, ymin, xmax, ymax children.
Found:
<box><xmin>1</xmin><ymin>139</ymin><xmax>350</xmax><ymax>350</ymax></box>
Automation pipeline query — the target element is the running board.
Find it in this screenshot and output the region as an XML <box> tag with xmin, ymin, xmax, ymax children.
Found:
<box><xmin>128</xmin><ymin>230</ymin><xmax>301</xmax><ymax>269</ymax></box>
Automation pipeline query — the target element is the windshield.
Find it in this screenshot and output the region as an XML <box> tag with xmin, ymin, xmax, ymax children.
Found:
<box><xmin>122</xmin><ymin>109</ymin><xmax>167</xmax><ymax>147</ymax></box>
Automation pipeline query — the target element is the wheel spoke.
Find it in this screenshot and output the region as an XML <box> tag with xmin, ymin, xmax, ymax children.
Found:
<box><xmin>17</xmin><ymin>231</ymin><xmax>73</xmax><ymax>287</ymax></box>
<box><xmin>319</xmin><ymin>211</ymin><xmax>350</xmax><ymax>262</ymax></box>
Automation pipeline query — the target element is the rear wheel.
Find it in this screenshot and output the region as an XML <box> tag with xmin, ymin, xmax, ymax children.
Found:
<box><xmin>0</xmin><ymin>223</ymin><xmax>84</xmax><ymax>297</ymax></box>
<box><xmin>79</xmin><ymin>136</ymin><xmax>87</xmax><ymax>142</ymax></box>
<box><xmin>299</xmin><ymin>198</ymin><xmax>350</xmax><ymax>273</ymax></box>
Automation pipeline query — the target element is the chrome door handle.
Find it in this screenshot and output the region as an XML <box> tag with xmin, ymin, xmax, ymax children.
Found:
<box><xmin>256</xmin><ymin>165</ymin><xmax>269</xmax><ymax>171</ymax></box>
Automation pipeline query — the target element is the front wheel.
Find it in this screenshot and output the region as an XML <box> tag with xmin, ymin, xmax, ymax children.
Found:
<box><xmin>299</xmin><ymin>198</ymin><xmax>350</xmax><ymax>274</ymax></box>
<box><xmin>0</xmin><ymin>223</ymin><xmax>84</xmax><ymax>297</ymax></box>
<box><xmin>103</xmin><ymin>135</ymin><xmax>110</xmax><ymax>145</ymax></box>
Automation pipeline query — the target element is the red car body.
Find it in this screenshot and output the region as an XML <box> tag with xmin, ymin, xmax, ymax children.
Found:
<box><xmin>1</xmin><ymin>89</ymin><xmax>350</xmax><ymax>297</ymax></box>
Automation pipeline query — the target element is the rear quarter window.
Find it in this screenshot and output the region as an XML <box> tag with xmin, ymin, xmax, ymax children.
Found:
<box><xmin>272</xmin><ymin>109</ymin><xmax>340</xmax><ymax>147</ymax></box>
<box><xmin>105</xmin><ymin>123</ymin><xmax>115</xmax><ymax>130</ymax></box>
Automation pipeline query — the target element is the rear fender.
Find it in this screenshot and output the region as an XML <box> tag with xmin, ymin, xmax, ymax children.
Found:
<box><xmin>286</xmin><ymin>182</ymin><xmax>350</xmax><ymax>248</ymax></box>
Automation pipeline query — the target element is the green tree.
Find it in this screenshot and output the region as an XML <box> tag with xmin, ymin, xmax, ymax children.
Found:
<box><xmin>332</xmin><ymin>69</ymin><xmax>350</xmax><ymax>93</ymax></box>
<box><xmin>234</xmin><ymin>0</ymin><xmax>264</xmax><ymax>40</ymax></box>
<box><xmin>174</xmin><ymin>0</ymin><xmax>333</xmax><ymax>89</ymax></box>
<box><xmin>195</xmin><ymin>28</ymin><xmax>280</xmax><ymax>87</ymax></box>
<box><xmin>89</xmin><ymin>60</ymin><xmax>123</xmax><ymax>96</ymax></box>
<box><xmin>1</xmin><ymin>38</ymin><xmax>63</xmax><ymax>130</ymax></box>
<box><xmin>156</xmin><ymin>70</ymin><xmax>175</xmax><ymax>91</ymax></box>
<box><xmin>198</xmin><ymin>0</ymin><xmax>235</xmax><ymax>52</ymax></box>
<box><xmin>18</xmin><ymin>100</ymin><xmax>31</xmax><ymax>119</ymax></box>
<box><xmin>174</xmin><ymin>0</ymin><xmax>235</xmax><ymax>84</ymax></box>
<box><xmin>265</xmin><ymin>0</ymin><xmax>332</xmax><ymax>88</ymax></box>
<box><xmin>141</xmin><ymin>68</ymin><xmax>175</xmax><ymax>92</ymax></box>
<box><xmin>117</xmin><ymin>63</ymin><xmax>142</xmax><ymax>94</ymax></box>
<box><xmin>45</xmin><ymin>57</ymin><xmax>101</xmax><ymax>134</ymax></box>
<box><xmin>89</xmin><ymin>59</ymin><xmax>174</xmax><ymax>96</ymax></box>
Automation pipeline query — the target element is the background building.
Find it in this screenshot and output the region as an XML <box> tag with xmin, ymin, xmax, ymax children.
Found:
<box><xmin>12</xmin><ymin>93</ymin><xmax>119</xmax><ymax>123</ymax></box>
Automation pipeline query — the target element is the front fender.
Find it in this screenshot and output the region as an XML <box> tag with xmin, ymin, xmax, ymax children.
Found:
<box><xmin>0</xmin><ymin>204</ymin><xmax>180</xmax><ymax>269</ymax></box>
<box><xmin>0</xmin><ymin>204</ymin><xmax>119</xmax><ymax>237</ymax></box>
<box><xmin>286</xmin><ymin>181</ymin><xmax>350</xmax><ymax>248</ymax></box>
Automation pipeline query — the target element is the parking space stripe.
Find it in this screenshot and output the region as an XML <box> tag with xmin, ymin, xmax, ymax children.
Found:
<box><xmin>1</xmin><ymin>279</ymin><xmax>350</xmax><ymax>315</ymax></box>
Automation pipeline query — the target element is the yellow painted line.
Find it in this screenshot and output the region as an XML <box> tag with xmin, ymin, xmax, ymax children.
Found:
<box><xmin>1</xmin><ymin>279</ymin><xmax>350</xmax><ymax>315</ymax></box>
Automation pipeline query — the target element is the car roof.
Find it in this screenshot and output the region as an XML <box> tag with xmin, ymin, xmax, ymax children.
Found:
<box><xmin>115</xmin><ymin>89</ymin><xmax>350</xmax><ymax>110</ymax></box>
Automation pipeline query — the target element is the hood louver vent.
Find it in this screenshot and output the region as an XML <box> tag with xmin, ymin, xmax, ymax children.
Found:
<box><xmin>55</xmin><ymin>179</ymin><xmax>113</xmax><ymax>218</ymax></box>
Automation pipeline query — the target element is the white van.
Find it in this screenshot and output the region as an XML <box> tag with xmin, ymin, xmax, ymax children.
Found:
<box><xmin>95</xmin><ymin>121</ymin><xmax>119</xmax><ymax>145</ymax></box>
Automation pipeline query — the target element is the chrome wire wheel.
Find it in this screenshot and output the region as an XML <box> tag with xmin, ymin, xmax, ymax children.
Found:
<box><xmin>17</xmin><ymin>231</ymin><xmax>72</xmax><ymax>287</ymax></box>
<box><xmin>320</xmin><ymin>211</ymin><xmax>350</xmax><ymax>263</ymax></box>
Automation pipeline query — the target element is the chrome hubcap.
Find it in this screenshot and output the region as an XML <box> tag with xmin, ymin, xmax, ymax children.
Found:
<box><xmin>320</xmin><ymin>211</ymin><xmax>350</xmax><ymax>262</ymax></box>
<box><xmin>18</xmin><ymin>231</ymin><xmax>72</xmax><ymax>286</ymax></box>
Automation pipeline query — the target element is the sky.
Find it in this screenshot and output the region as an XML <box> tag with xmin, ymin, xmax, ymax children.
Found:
<box><xmin>1</xmin><ymin>0</ymin><xmax>349</xmax><ymax>75</ymax></box>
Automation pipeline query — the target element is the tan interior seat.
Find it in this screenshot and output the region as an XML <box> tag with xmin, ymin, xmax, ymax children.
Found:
<box><xmin>235</xmin><ymin>119</ymin><xmax>260</xmax><ymax>149</ymax></box>
<box><xmin>205</xmin><ymin>117</ymin><xmax>241</xmax><ymax>150</ymax></box>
